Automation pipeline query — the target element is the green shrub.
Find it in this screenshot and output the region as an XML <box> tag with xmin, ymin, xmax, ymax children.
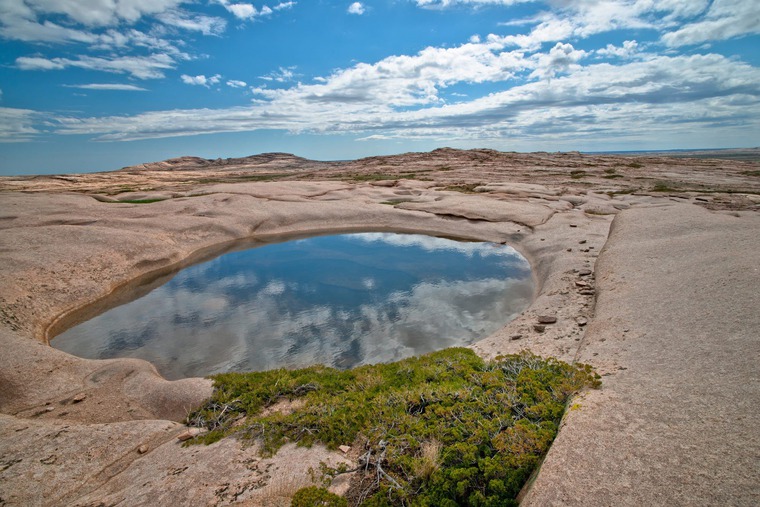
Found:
<box><xmin>292</xmin><ymin>486</ymin><xmax>348</xmax><ymax>507</ymax></box>
<box><xmin>188</xmin><ymin>348</ymin><xmax>599</xmax><ymax>506</ymax></box>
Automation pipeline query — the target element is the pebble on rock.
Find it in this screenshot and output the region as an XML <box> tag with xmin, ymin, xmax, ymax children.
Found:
<box><xmin>138</xmin><ymin>444</ymin><xmax>149</xmax><ymax>454</ymax></box>
<box><xmin>533</xmin><ymin>324</ymin><xmax>546</xmax><ymax>333</ymax></box>
<box><xmin>537</xmin><ymin>315</ymin><xmax>557</xmax><ymax>324</ymax></box>
<box><xmin>339</xmin><ymin>445</ymin><xmax>351</xmax><ymax>454</ymax></box>
<box><xmin>578</xmin><ymin>268</ymin><xmax>592</xmax><ymax>276</ymax></box>
<box><xmin>510</xmin><ymin>334</ymin><xmax>523</xmax><ymax>341</ymax></box>
<box><xmin>72</xmin><ymin>393</ymin><xmax>86</xmax><ymax>403</ymax></box>
<box><xmin>576</xmin><ymin>317</ymin><xmax>588</xmax><ymax>326</ymax></box>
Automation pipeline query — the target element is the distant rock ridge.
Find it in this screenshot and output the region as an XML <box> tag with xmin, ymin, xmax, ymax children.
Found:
<box><xmin>120</xmin><ymin>152</ymin><xmax>315</xmax><ymax>172</ymax></box>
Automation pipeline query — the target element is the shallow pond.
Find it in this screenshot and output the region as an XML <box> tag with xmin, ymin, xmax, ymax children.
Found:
<box><xmin>53</xmin><ymin>233</ymin><xmax>533</xmax><ymax>379</ymax></box>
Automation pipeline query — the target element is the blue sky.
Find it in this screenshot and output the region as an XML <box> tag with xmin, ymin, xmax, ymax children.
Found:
<box><xmin>1</xmin><ymin>0</ymin><xmax>759</xmax><ymax>175</ymax></box>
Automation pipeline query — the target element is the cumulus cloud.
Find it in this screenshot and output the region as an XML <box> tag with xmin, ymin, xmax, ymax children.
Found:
<box><xmin>181</xmin><ymin>74</ymin><xmax>222</xmax><ymax>87</ymax></box>
<box><xmin>215</xmin><ymin>0</ymin><xmax>273</xmax><ymax>20</ymax></box>
<box><xmin>596</xmin><ymin>40</ymin><xmax>639</xmax><ymax>59</ymax></box>
<box><xmin>348</xmin><ymin>2</ymin><xmax>366</xmax><ymax>15</ymax></box>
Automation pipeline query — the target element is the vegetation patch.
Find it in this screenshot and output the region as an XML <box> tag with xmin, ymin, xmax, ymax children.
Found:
<box><xmin>602</xmin><ymin>174</ymin><xmax>624</xmax><ymax>179</ymax></box>
<box><xmin>627</xmin><ymin>162</ymin><xmax>643</xmax><ymax>169</ymax></box>
<box><xmin>741</xmin><ymin>170</ymin><xmax>760</xmax><ymax>177</ymax></box>
<box><xmin>652</xmin><ymin>181</ymin><xmax>678</xmax><ymax>192</ymax></box>
<box><xmin>570</xmin><ymin>170</ymin><xmax>586</xmax><ymax>179</ymax></box>
<box><xmin>187</xmin><ymin>348</ymin><xmax>599</xmax><ymax>506</ymax></box>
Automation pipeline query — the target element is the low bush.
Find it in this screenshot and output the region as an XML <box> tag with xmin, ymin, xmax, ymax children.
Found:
<box><xmin>187</xmin><ymin>348</ymin><xmax>599</xmax><ymax>506</ymax></box>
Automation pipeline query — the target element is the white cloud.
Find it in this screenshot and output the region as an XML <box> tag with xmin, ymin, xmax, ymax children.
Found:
<box><xmin>259</xmin><ymin>66</ymin><xmax>297</xmax><ymax>82</ymax></box>
<box><xmin>1</xmin><ymin>0</ymin><xmax>186</xmax><ymax>27</ymax></box>
<box><xmin>0</xmin><ymin>107</ymin><xmax>41</xmax><ymax>142</ymax></box>
<box><xmin>50</xmin><ymin>53</ymin><xmax>760</xmax><ymax>149</ymax></box>
<box><xmin>662</xmin><ymin>0</ymin><xmax>760</xmax><ymax>47</ymax></box>
<box><xmin>348</xmin><ymin>2</ymin><xmax>365</xmax><ymax>15</ymax></box>
<box><xmin>273</xmin><ymin>1</ymin><xmax>296</xmax><ymax>10</ymax></box>
<box><xmin>597</xmin><ymin>40</ymin><xmax>639</xmax><ymax>59</ymax></box>
<box><xmin>215</xmin><ymin>0</ymin><xmax>274</xmax><ymax>20</ymax></box>
<box><xmin>530</xmin><ymin>42</ymin><xmax>586</xmax><ymax>80</ymax></box>
<box><xmin>226</xmin><ymin>79</ymin><xmax>247</xmax><ymax>88</ymax></box>
<box><xmin>64</xmin><ymin>83</ymin><xmax>148</xmax><ymax>91</ymax></box>
<box><xmin>16</xmin><ymin>53</ymin><xmax>179</xmax><ymax>79</ymax></box>
<box><xmin>181</xmin><ymin>74</ymin><xmax>222</xmax><ymax>87</ymax></box>
<box><xmin>156</xmin><ymin>10</ymin><xmax>227</xmax><ymax>35</ymax></box>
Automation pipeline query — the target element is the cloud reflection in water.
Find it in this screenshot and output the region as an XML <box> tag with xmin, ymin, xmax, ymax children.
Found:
<box><xmin>54</xmin><ymin>233</ymin><xmax>533</xmax><ymax>379</ymax></box>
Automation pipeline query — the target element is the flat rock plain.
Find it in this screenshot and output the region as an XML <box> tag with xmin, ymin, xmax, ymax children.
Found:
<box><xmin>0</xmin><ymin>148</ymin><xmax>758</xmax><ymax>506</ymax></box>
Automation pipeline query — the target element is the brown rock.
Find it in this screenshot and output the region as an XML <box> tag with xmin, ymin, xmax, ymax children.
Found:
<box><xmin>533</xmin><ymin>324</ymin><xmax>546</xmax><ymax>333</ymax></box>
<box><xmin>138</xmin><ymin>444</ymin><xmax>149</xmax><ymax>454</ymax></box>
<box><xmin>339</xmin><ymin>445</ymin><xmax>351</xmax><ymax>454</ymax></box>
<box><xmin>72</xmin><ymin>393</ymin><xmax>87</xmax><ymax>403</ymax></box>
<box><xmin>537</xmin><ymin>315</ymin><xmax>557</xmax><ymax>324</ymax></box>
<box><xmin>510</xmin><ymin>334</ymin><xmax>523</xmax><ymax>341</ymax></box>
<box><xmin>576</xmin><ymin>317</ymin><xmax>588</xmax><ymax>326</ymax></box>
<box><xmin>578</xmin><ymin>268</ymin><xmax>592</xmax><ymax>276</ymax></box>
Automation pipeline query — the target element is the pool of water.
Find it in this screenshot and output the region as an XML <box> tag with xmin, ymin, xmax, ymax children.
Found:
<box><xmin>53</xmin><ymin>233</ymin><xmax>533</xmax><ymax>379</ymax></box>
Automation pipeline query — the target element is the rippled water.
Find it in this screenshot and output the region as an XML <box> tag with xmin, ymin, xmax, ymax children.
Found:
<box><xmin>53</xmin><ymin>233</ymin><xmax>533</xmax><ymax>379</ymax></box>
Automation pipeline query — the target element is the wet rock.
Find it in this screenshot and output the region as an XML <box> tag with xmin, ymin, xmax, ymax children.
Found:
<box><xmin>533</xmin><ymin>324</ymin><xmax>546</xmax><ymax>333</ymax></box>
<box><xmin>537</xmin><ymin>315</ymin><xmax>557</xmax><ymax>324</ymax></box>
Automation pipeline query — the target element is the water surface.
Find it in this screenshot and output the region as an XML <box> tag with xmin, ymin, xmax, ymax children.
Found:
<box><xmin>54</xmin><ymin>233</ymin><xmax>533</xmax><ymax>379</ymax></box>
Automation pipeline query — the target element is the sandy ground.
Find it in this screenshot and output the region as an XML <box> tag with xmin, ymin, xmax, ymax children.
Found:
<box><xmin>0</xmin><ymin>149</ymin><xmax>758</xmax><ymax>505</ymax></box>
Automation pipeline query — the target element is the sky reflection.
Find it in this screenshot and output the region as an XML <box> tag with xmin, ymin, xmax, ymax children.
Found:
<box><xmin>54</xmin><ymin>233</ymin><xmax>533</xmax><ymax>379</ymax></box>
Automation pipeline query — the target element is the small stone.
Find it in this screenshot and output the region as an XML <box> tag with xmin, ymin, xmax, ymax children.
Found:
<box><xmin>580</xmin><ymin>289</ymin><xmax>595</xmax><ymax>296</ymax></box>
<box><xmin>72</xmin><ymin>393</ymin><xmax>86</xmax><ymax>403</ymax></box>
<box><xmin>510</xmin><ymin>334</ymin><xmax>523</xmax><ymax>341</ymax></box>
<box><xmin>578</xmin><ymin>268</ymin><xmax>592</xmax><ymax>276</ymax></box>
<box><xmin>575</xmin><ymin>280</ymin><xmax>588</xmax><ymax>287</ymax></box>
<box><xmin>576</xmin><ymin>317</ymin><xmax>588</xmax><ymax>326</ymax></box>
<box><xmin>177</xmin><ymin>428</ymin><xmax>206</xmax><ymax>442</ymax></box>
<box><xmin>138</xmin><ymin>444</ymin><xmax>149</xmax><ymax>454</ymax></box>
<box><xmin>569</xmin><ymin>224</ymin><xmax>578</xmax><ymax>228</ymax></box>
<box><xmin>45</xmin><ymin>406</ymin><xmax>55</xmax><ymax>412</ymax></box>
<box><xmin>339</xmin><ymin>445</ymin><xmax>351</xmax><ymax>454</ymax></box>
<box><xmin>537</xmin><ymin>315</ymin><xmax>557</xmax><ymax>324</ymax></box>
<box><xmin>533</xmin><ymin>324</ymin><xmax>545</xmax><ymax>333</ymax></box>
<box><xmin>567</xmin><ymin>248</ymin><xmax>573</xmax><ymax>252</ymax></box>
<box><xmin>579</xmin><ymin>239</ymin><xmax>587</xmax><ymax>244</ymax></box>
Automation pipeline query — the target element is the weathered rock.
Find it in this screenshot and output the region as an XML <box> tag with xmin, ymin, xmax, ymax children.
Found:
<box><xmin>533</xmin><ymin>324</ymin><xmax>546</xmax><ymax>333</ymax></box>
<box><xmin>510</xmin><ymin>334</ymin><xmax>523</xmax><ymax>341</ymax></box>
<box><xmin>537</xmin><ymin>315</ymin><xmax>558</xmax><ymax>324</ymax></box>
<box><xmin>579</xmin><ymin>268</ymin><xmax>592</xmax><ymax>276</ymax></box>
<box><xmin>138</xmin><ymin>444</ymin><xmax>149</xmax><ymax>454</ymax></box>
<box><xmin>576</xmin><ymin>317</ymin><xmax>588</xmax><ymax>326</ymax></box>
<box><xmin>575</xmin><ymin>280</ymin><xmax>589</xmax><ymax>287</ymax></box>
<box><xmin>339</xmin><ymin>445</ymin><xmax>351</xmax><ymax>454</ymax></box>
<box><xmin>72</xmin><ymin>393</ymin><xmax>86</xmax><ymax>403</ymax></box>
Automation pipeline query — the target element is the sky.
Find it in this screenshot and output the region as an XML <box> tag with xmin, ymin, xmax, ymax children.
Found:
<box><xmin>1</xmin><ymin>0</ymin><xmax>759</xmax><ymax>175</ymax></box>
